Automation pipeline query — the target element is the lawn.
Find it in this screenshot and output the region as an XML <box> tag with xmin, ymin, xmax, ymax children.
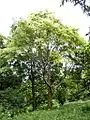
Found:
<box><xmin>1</xmin><ymin>100</ymin><xmax>90</xmax><ymax>120</ymax></box>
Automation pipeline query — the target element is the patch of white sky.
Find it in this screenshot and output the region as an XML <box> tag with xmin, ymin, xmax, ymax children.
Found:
<box><xmin>0</xmin><ymin>0</ymin><xmax>90</xmax><ymax>40</ymax></box>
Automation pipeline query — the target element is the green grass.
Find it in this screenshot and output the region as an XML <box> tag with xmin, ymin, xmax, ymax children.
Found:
<box><xmin>1</xmin><ymin>100</ymin><xmax>90</xmax><ymax>120</ymax></box>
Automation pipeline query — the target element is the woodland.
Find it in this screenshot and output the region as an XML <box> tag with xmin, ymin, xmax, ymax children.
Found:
<box><xmin>0</xmin><ymin>3</ymin><xmax>90</xmax><ymax>119</ymax></box>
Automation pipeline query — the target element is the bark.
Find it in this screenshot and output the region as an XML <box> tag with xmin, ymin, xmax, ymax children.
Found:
<box><xmin>42</xmin><ymin>65</ymin><xmax>52</xmax><ymax>109</ymax></box>
<box><xmin>47</xmin><ymin>67</ymin><xmax>52</xmax><ymax>109</ymax></box>
<box><xmin>48</xmin><ymin>85</ymin><xmax>52</xmax><ymax>109</ymax></box>
<box><xmin>31</xmin><ymin>60</ymin><xmax>35</xmax><ymax>111</ymax></box>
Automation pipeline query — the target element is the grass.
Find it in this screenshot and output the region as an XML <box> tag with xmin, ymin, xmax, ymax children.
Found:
<box><xmin>1</xmin><ymin>100</ymin><xmax>90</xmax><ymax>120</ymax></box>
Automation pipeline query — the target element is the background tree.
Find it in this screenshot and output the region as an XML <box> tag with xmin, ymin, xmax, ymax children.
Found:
<box><xmin>61</xmin><ymin>0</ymin><xmax>90</xmax><ymax>16</ymax></box>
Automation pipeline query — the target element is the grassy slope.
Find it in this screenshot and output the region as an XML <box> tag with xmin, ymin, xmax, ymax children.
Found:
<box><xmin>2</xmin><ymin>100</ymin><xmax>90</xmax><ymax>120</ymax></box>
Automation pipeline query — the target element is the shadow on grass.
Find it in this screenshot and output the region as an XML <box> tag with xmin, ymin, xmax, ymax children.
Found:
<box><xmin>82</xmin><ymin>104</ymin><xmax>90</xmax><ymax>113</ymax></box>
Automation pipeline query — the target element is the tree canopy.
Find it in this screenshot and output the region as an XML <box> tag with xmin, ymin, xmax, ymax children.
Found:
<box><xmin>1</xmin><ymin>10</ymin><xmax>90</xmax><ymax>115</ymax></box>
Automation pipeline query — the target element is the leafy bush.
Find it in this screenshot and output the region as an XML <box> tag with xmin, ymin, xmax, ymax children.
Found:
<box><xmin>56</xmin><ymin>88</ymin><xmax>66</xmax><ymax>105</ymax></box>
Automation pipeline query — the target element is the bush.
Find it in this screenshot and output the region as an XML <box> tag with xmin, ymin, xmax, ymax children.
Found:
<box><xmin>56</xmin><ymin>88</ymin><xmax>66</xmax><ymax>105</ymax></box>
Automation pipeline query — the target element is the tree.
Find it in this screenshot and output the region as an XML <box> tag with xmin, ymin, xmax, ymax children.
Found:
<box><xmin>3</xmin><ymin>10</ymin><xmax>84</xmax><ymax>110</ymax></box>
<box><xmin>0</xmin><ymin>34</ymin><xmax>5</xmax><ymax>48</ymax></box>
<box><xmin>61</xmin><ymin>0</ymin><xmax>90</xmax><ymax>16</ymax></box>
<box><xmin>80</xmin><ymin>43</ymin><xmax>90</xmax><ymax>95</ymax></box>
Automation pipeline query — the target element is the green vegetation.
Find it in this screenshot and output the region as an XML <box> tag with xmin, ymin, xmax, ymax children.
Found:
<box><xmin>0</xmin><ymin>10</ymin><xmax>90</xmax><ymax>119</ymax></box>
<box><xmin>1</xmin><ymin>100</ymin><xmax>90</xmax><ymax>120</ymax></box>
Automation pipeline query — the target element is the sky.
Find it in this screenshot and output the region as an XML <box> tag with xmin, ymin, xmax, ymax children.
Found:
<box><xmin>0</xmin><ymin>0</ymin><xmax>90</xmax><ymax>40</ymax></box>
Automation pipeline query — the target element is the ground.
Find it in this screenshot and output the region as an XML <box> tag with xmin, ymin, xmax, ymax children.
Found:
<box><xmin>1</xmin><ymin>100</ymin><xmax>90</xmax><ymax>120</ymax></box>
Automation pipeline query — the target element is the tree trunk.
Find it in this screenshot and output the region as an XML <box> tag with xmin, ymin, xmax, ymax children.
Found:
<box><xmin>47</xmin><ymin>69</ymin><xmax>52</xmax><ymax>109</ymax></box>
<box><xmin>31</xmin><ymin>60</ymin><xmax>35</xmax><ymax>111</ymax></box>
<box><xmin>48</xmin><ymin>85</ymin><xmax>52</xmax><ymax>109</ymax></box>
<box><xmin>32</xmin><ymin>77</ymin><xmax>35</xmax><ymax>111</ymax></box>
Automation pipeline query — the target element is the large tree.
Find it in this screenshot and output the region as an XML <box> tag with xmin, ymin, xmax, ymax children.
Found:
<box><xmin>2</xmin><ymin>10</ymin><xmax>84</xmax><ymax>110</ymax></box>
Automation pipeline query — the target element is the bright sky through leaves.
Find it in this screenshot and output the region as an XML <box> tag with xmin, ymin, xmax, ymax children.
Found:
<box><xmin>0</xmin><ymin>0</ymin><xmax>90</xmax><ymax>40</ymax></box>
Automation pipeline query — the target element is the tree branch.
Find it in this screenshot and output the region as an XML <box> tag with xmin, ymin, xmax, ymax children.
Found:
<box><xmin>42</xmin><ymin>66</ymin><xmax>51</xmax><ymax>88</ymax></box>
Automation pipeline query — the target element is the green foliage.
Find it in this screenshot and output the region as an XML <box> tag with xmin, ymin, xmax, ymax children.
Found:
<box><xmin>56</xmin><ymin>88</ymin><xmax>67</xmax><ymax>105</ymax></box>
<box><xmin>0</xmin><ymin>34</ymin><xmax>6</xmax><ymax>48</ymax></box>
<box><xmin>0</xmin><ymin>89</ymin><xmax>24</xmax><ymax>108</ymax></box>
<box><xmin>1</xmin><ymin>101</ymin><xmax>90</xmax><ymax>120</ymax></box>
<box><xmin>0</xmin><ymin>10</ymin><xmax>88</xmax><ymax>111</ymax></box>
